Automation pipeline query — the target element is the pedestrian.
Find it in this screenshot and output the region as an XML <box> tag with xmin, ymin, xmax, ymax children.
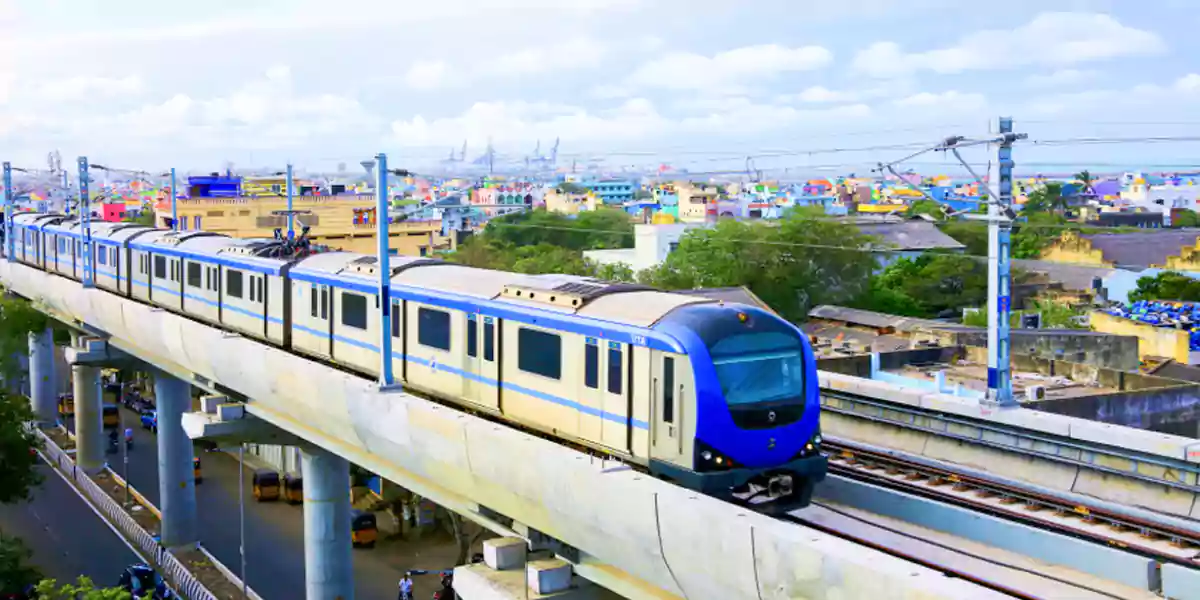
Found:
<box><xmin>398</xmin><ymin>573</ymin><xmax>414</xmax><ymax>600</ymax></box>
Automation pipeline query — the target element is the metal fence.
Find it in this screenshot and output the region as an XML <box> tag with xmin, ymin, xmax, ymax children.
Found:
<box><xmin>36</xmin><ymin>429</ymin><xmax>218</xmax><ymax>600</ymax></box>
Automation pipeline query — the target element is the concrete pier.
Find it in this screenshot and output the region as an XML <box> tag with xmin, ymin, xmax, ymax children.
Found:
<box><xmin>72</xmin><ymin>364</ymin><xmax>104</xmax><ymax>471</ymax></box>
<box><xmin>27</xmin><ymin>328</ymin><xmax>56</xmax><ymax>423</ymax></box>
<box><xmin>301</xmin><ymin>446</ymin><xmax>354</xmax><ymax>600</ymax></box>
<box><xmin>154</xmin><ymin>372</ymin><xmax>198</xmax><ymax>546</ymax></box>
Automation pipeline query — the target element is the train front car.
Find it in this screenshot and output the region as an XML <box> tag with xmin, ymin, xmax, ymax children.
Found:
<box><xmin>654</xmin><ymin>302</ymin><xmax>825</xmax><ymax>513</ymax></box>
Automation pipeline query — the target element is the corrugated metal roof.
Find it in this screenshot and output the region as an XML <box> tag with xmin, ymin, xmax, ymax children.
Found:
<box><xmin>855</xmin><ymin>221</ymin><xmax>966</xmax><ymax>251</ymax></box>
<box><xmin>1013</xmin><ymin>259</ymin><xmax>1115</xmax><ymax>292</ymax></box>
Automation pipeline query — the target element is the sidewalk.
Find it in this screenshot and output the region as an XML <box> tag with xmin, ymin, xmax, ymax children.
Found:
<box><xmin>42</xmin><ymin>426</ymin><xmax>250</xmax><ymax>599</ymax></box>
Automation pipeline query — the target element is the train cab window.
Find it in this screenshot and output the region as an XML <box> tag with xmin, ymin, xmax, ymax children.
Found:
<box><xmin>466</xmin><ymin>314</ymin><xmax>478</xmax><ymax>357</ymax></box>
<box><xmin>154</xmin><ymin>256</ymin><xmax>166</xmax><ymax>279</ymax></box>
<box><xmin>187</xmin><ymin>262</ymin><xmax>202</xmax><ymax>288</ymax></box>
<box><xmin>662</xmin><ymin>357</ymin><xmax>675</xmax><ymax>424</ymax></box>
<box><xmin>341</xmin><ymin>292</ymin><xmax>367</xmax><ymax>330</ymax></box>
<box><xmin>518</xmin><ymin>328</ymin><xmax>561</xmax><ymax>380</ymax></box>
<box><xmin>483</xmin><ymin>318</ymin><xmax>495</xmax><ymax>362</ymax></box>
<box><xmin>391</xmin><ymin>301</ymin><xmax>401</xmax><ymax>338</ymax></box>
<box><xmin>227</xmin><ymin>270</ymin><xmax>244</xmax><ymax>298</ymax></box>
<box><xmin>607</xmin><ymin>345</ymin><xmax>623</xmax><ymax>395</ymax></box>
<box><xmin>584</xmin><ymin>342</ymin><xmax>599</xmax><ymax>389</ymax></box>
<box><xmin>417</xmin><ymin>308</ymin><xmax>450</xmax><ymax>351</ymax></box>
<box><xmin>710</xmin><ymin>330</ymin><xmax>806</xmax><ymax>427</ymax></box>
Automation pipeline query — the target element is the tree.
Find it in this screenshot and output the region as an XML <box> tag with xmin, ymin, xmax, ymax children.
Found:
<box><xmin>905</xmin><ymin>199</ymin><xmax>946</xmax><ymax>221</ymax></box>
<box><xmin>122</xmin><ymin>210</ymin><xmax>155</xmax><ymax>227</ymax></box>
<box><xmin>0</xmin><ymin>534</ymin><xmax>42</xmax><ymax>596</ymax></box>
<box><xmin>1011</xmin><ymin>211</ymin><xmax>1070</xmax><ymax>259</ymax></box>
<box><xmin>34</xmin><ymin>577</ymin><xmax>143</xmax><ymax>599</ymax></box>
<box><xmin>854</xmin><ymin>254</ymin><xmax>989</xmax><ymax>319</ymax></box>
<box><xmin>481</xmin><ymin>208</ymin><xmax>633</xmax><ymax>251</ymax></box>
<box><xmin>1129</xmin><ymin>271</ymin><xmax>1200</xmax><ymax>303</ymax></box>
<box><xmin>1074</xmin><ymin>170</ymin><xmax>1095</xmax><ymax>197</ymax></box>
<box><xmin>1023</xmin><ymin>182</ymin><xmax>1067</xmax><ymax>216</ymax></box>
<box><xmin>0</xmin><ymin>295</ymin><xmax>52</xmax><ymax>382</ymax></box>
<box><xmin>591</xmin><ymin>262</ymin><xmax>635</xmax><ymax>283</ymax></box>
<box><xmin>939</xmin><ymin>221</ymin><xmax>988</xmax><ymax>256</ymax></box>
<box><xmin>0</xmin><ymin>392</ymin><xmax>42</xmax><ymax>504</ymax></box>
<box><xmin>555</xmin><ymin>182</ymin><xmax>587</xmax><ymax>194</ymax></box>
<box><xmin>1173</xmin><ymin>210</ymin><xmax>1200</xmax><ymax>228</ymax></box>
<box><xmin>637</xmin><ymin>208</ymin><xmax>876</xmax><ymax>321</ymax></box>
<box><xmin>633</xmin><ymin>189</ymin><xmax>653</xmax><ymax>201</ymax></box>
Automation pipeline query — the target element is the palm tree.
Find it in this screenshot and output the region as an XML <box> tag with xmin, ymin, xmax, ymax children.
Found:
<box><xmin>1074</xmin><ymin>170</ymin><xmax>1095</xmax><ymax>197</ymax></box>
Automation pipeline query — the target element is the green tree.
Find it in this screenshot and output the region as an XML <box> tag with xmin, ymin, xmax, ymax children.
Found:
<box><xmin>122</xmin><ymin>206</ymin><xmax>155</xmax><ymax>227</ymax></box>
<box><xmin>1023</xmin><ymin>182</ymin><xmax>1066</xmax><ymax>216</ymax></box>
<box><xmin>0</xmin><ymin>392</ymin><xmax>42</xmax><ymax>504</ymax></box>
<box><xmin>0</xmin><ymin>295</ymin><xmax>52</xmax><ymax>382</ymax></box>
<box><xmin>1011</xmin><ymin>211</ymin><xmax>1070</xmax><ymax>259</ymax></box>
<box><xmin>591</xmin><ymin>262</ymin><xmax>635</xmax><ymax>283</ymax></box>
<box><xmin>482</xmin><ymin>208</ymin><xmax>633</xmax><ymax>251</ymax></box>
<box><xmin>555</xmin><ymin>182</ymin><xmax>587</xmax><ymax>194</ymax></box>
<box><xmin>637</xmin><ymin>209</ymin><xmax>875</xmax><ymax>321</ymax></box>
<box><xmin>34</xmin><ymin>576</ymin><xmax>142</xmax><ymax>599</ymax></box>
<box><xmin>905</xmin><ymin>199</ymin><xmax>946</xmax><ymax>221</ymax></box>
<box><xmin>939</xmin><ymin>221</ymin><xmax>988</xmax><ymax>256</ymax></box>
<box><xmin>633</xmin><ymin>189</ymin><xmax>653</xmax><ymax>201</ymax></box>
<box><xmin>1073</xmin><ymin>170</ymin><xmax>1095</xmax><ymax>196</ymax></box>
<box><xmin>1129</xmin><ymin>271</ymin><xmax>1200</xmax><ymax>302</ymax></box>
<box><xmin>1173</xmin><ymin>210</ymin><xmax>1200</xmax><ymax>228</ymax></box>
<box><xmin>0</xmin><ymin>534</ymin><xmax>43</xmax><ymax>596</ymax></box>
<box><xmin>510</xmin><ymin>244</ymin><xmax>591</xmax><ymax>276</ymax></box>
<box><xmin>866</xmin><ymin>254</ymin><xmax>989</xmax><ymax>318</ymax></box>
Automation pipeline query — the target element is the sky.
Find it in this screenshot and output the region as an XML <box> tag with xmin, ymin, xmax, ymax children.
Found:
<box><xmin>2</xmin><ymin>0</ymin><xmax>1200</xmax><ymax>176</ymax></box>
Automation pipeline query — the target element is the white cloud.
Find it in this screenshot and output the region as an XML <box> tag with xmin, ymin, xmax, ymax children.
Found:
<box><xmin>389</xmin><ymin>96</ymin><xmax>870</xmax><ymax>147</ymax></box>
<box><xmin>1025</xmin><ymin>68</ymin><xmax>1100</xmax><ymax>88</ymax></box>
<box><xmin>404</xmin><ymin>61</ymin><xmax>453</xmax><ymax>92</ymax></box>
<box><xmin>1175</xmin><ymin>74</ymin><xmax>1200</xmax><ymax>92</ymax></box>
<box><xmin>854</xmin><ymin>13</ymin><xmax>1164</xmax><ymax>78</ymax></box>
<box><xmin>34</xmin><ymin>76</ymin><xmax>145</xmax><ymax>101</ymax></box>
<box><xmin>1026</xmin><ymin>74</ymin><xmax>1200</xmax><ymax>115</ymax></box>
<box><xmin>893</xmin><ymin>90</ymin><xmax>986</xmax><ymax>111</ymax></box>
<box><xmin>627</xmin><ymin>44</ymin><xmax>834</xmax><ymax>91</ymax></box>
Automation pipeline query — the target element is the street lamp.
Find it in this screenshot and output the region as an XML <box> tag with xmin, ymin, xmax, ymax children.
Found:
<box><xmin>208</xmin><ymin>444</ymin><xmax>247</xmax><ymax>599</ymax></box>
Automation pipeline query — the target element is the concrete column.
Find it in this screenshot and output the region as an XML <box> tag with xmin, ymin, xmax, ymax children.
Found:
<box><xmin>28</xmin><ymin>328</ymin><xmax>56</xmax><ymax>424</ymax></box>
<box><xmin>154</xmin><ymin>372</ymin><xmax>197</xmax><ymax>546</ymax></box>
<box><xmin>301</xmin><ymin>447</ymin><xmax>353</xmax><ymax>600</ymax></box>
<box><xmin>72</xmin><ymin>364</ymin><xmax>104</xmax><ymax>471</ymax></box>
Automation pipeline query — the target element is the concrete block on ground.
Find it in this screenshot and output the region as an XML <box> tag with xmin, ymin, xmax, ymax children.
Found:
<box><xmin>484</xmin><ymin>537</ymin><xmax>527</xmax><ymax>571</ymax></box>
<box><xmin>201</xmin><ymin>395</ymin><xmax>224</xmax><ymax>414</ymax></box>
<box><xmin>1162</xmin><ymin>563</ymin><xmax>1200</xmax><ymax>600</ymax></box>
<box><xmin>527</xmin><ymin>559</ymin><xmax>572</xmax><ymax>595</ymax></box>
<box><xmin>454</xmin><ymin>564</ymin><xmax>600</xmax><ymax>600</ymax></box>
<box><xmin>1068</xmin><ymin>419</ymin><xmax>1194</xmax><ymax>461</ymax></box>
<box><xmin>217</xmin><ymin>403</ymin><xmax>244</xmax><ymax>420</ymax></box>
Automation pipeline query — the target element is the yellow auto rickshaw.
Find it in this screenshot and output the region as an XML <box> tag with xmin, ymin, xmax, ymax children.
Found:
<box><xmin>57</xmin><ymin>394</ymin><xmax>74</xmax><ymax>417</ymax></box>
<box><xmin>283</xmin><ymin>473</ymin><xmax>303</xmax><ymax>505</ymax></box>
<box><xmin>253</xmin><ymin>469</ymin><xmax>280</xmax><ymax>502</ymax></box>
<box><xmin>102</xmin><ymin>404</ymin><xmax>120</xmax><ymax>429</ymax></box>
<box><xmin>193</xmin><ymin>456</ymin><xmax>203</xmax><ymax>484</ymax></box>
<box><xmin>350</xmin><ymin>510</ymin><xmax>377</xmax><ymax>548</ymax></box>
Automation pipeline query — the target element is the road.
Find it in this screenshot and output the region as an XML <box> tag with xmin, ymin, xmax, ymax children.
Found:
<box><xmin>0</xmin><ymin>463</ymin><xmax>139</xmax><ymax>587</ymax></box>
<box><xmin>66</xmin><ymin>407</ymin><xmax>409</xmax><ymax>599</ymax></box>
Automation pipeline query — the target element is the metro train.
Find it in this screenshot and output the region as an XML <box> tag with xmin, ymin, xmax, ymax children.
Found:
<box><xmin>9</xmin><ymin>212</ymin><xmax>827</xmax><ymax>510</ymax></box>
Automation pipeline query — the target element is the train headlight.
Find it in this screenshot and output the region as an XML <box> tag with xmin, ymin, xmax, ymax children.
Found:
<box><xmin>701</xmin><ymin>450</ymin><xmax>712</xmax><ymax>461</ymax></box>
<box><xmin>813</xmin><ymin>434</ymin><xmax>822</xmax><ymax>446</ymax></box>
<box><xmin>715</xmin><ymin>456</ymin><xmax>723</xmax><ymax>465</ymax></box>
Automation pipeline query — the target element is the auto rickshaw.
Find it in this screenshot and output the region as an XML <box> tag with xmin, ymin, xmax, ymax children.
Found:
<box><xmin>57</xmin><ymin>394</ymin><xmax>74</xmax><ymax>417</ymax></box>
<box><xmin>350</xmin><ymin>510</ymin><xmax>377</xmax><ymax>548</ymax></box>
<box><xmin>193</xmin><ymin>457</ymin><xmax>203</xmax><ymax>484</ymax></box>
<box><xmin>253</xmin><ymin>469</ymin><xmax>280</xmax><ymax>502</ymax></box>
<box><xmin>283</xmin><ymin>473</ymin><xmax>303</xmax><ymax>504</ymax></box>
<box><xmin>102</xmin><ymin>404</ymin><xmax>120</xmax><ymax>429</ymax></box>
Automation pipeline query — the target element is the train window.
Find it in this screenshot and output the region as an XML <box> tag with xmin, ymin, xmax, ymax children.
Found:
<box><xmin>483</xmin><ymin>318</ymin><xmax>494</xmax><ymax>362</ymax></box>
<box><xmin>187</xmin><ymin>262</ymin><xmax>202</xmax><ymax>288</ymax></box>
<box><xmin>518</xmin><ymin>328</ymin><xmax>561</xmax><ymax>380</ymax></box>
<box><xmin>391</xmin><ymin>301</ymin><xmax>401</xmax><ymax>338</ymax></box>
<box><xmin>417</xmin><ymin>308</ymin><xmax>450</xmax><ymax>351</ymax></box>
<box><xmin>584</xmin><ymin>342</ymin><xmax>598</xmax><ymax>389</ymax></box>
<box><xmin>607</xmin><ymin>345</ymin><xmax>622</xmax><ymax>395</ymax></box>
<box><xmin>258</xmin><ymin>277</ymin><xmax>264</xmax><ymax>301</ymax></box>
<box><xmin>111</xmin><ymin>248</ymin><xmax>117</xmax><ymax>265</ymax></box>
<box><xmin>341</xmin><ymin>292</ymin><xmax>367</xmax><ymax>330</ymax></box>
<box><xmin>310</xmin><ymin>284</ymin><xmax>318</xmax><ymax>317</ymax></box>
<box><xmin>320</xmin><ymin>288</ymin><xmax>328</xmax><ymax>319</ymax></box>
<box><xmin>466</xmin><ymin>315</ymin><xmax>478</xmax><ymax>358</ymax></box>
<box><xmin>98</xmin><ymin>249</ymin><xmax>106</xmax><ymax>265</ymax></box>
<box><xmin>227</xmin><ymin>270</ymin><xmax>244</xmax><ymax>298</ymax></box>
<box><xmin>662</xmin><ymin>357</ymin><xmax>675</xmax><ymax>424</ymax></box>
<box><xmin>154</xmin><ymin>256</ymin><xmax>166</xmax><ymax>279</ymax></box>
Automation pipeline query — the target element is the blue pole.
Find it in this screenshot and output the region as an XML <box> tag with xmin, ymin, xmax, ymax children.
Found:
<box><xmin>3</xmin><ymin>162</ymin><xmax>13</xmax><ymax>262</ymax></box>
<box><xmin>61</xmin><ymin>170</ymin><xmax>70</xmax><ymax>215</ymax></box>
<box><xmin>78</xmin><ymin>157</ymin><xmax>94</xmax><ymax>288</ymax></box>
<box><xmin>170</xmin><ymin>167</ymin><xmax>177</xmax><ymax>231</ymax></box>
<box><xmin>376</xmin><ymin>153</ymin><xmax>394</xmax><ymax>387</ymax></box>
<box><xmin>988</xmin><ymin>117</ymin><xmax>1014</xmax><ymax>407</ymax></box>
<box><xmin>286</xmin><ymin>163</ymin><xmax>295</xmax><ymax>240</ymax></box>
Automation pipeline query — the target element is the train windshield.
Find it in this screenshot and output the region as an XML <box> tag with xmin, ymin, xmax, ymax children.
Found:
<box><xmin>710</xmin><ymin>331</ymin><xmax>806</xmax><ymax>428</ymax></box>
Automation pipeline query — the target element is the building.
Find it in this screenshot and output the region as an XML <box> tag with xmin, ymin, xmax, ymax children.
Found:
<box><xmin>187</xmin><ymin>175</ymin><xmax>241</xmax><ymax>198</ymax></box>
<box><xmin>676</xmin><ymin>183</ymin><xmax>719</xmax><ymax>223</ymax></box>
<box><xmin>101</xmin><ymin>203</ymin><xmax>128</xmax><ymax>223</ymax></box>
<box><xmin>578</xmin><ymin>179</ymin><xmax>636</xmax><ymax>205</ymax></box>
<box><xmin>836</xmin><ymin>215</ymin><xmax>966</xmax><ymax>269</ymax></box>
<box><xmin>156</xmin><ymin>194</ymin><xmax>448</xmax><ymax>257</ymax></box>
<box><xmin>583</xmin><ymin>223</ymin><xmax>697</xmax><ymax>272</ymax></box>
<box><xmin>542</xmin><ymin>188</ymin><xmax>597</xmax><ymax>215</ymax></box>
<box><xmin>241</xmin><ymin>175</ymin><xmax>289</xmax><ymax>197</ymax></box>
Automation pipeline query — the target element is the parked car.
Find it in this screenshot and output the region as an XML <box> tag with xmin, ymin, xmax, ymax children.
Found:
<box><xmin>140</xmin><ymin>410</ymin><xmax>157</xmax><ymax>433</ymax></box>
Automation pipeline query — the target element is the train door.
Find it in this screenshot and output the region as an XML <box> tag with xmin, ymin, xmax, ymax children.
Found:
<box><xmin>460</xmin><ymin>314</ymin><xmax>500</xmax><ymax>411</ymax></box>
<box><xmin>601</xmin><ymin>341</ymin><xmax>629</xmax><ymax>451</ymax></box>
<box><xmin>651</xmin><ymin>352</ymin><xmax>687</xmax><ymax>462</ymax></box>
<box><xmin>577</xmin><ymin>337</ymin><xmax>604</xmax><ymax>443</ymax></box>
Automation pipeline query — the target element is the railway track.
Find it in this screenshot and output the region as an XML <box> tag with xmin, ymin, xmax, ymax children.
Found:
<box><xmin>822</xmin><ymin>438</ymin><xmax>1200</xmax><ymax>567</ymax></box>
